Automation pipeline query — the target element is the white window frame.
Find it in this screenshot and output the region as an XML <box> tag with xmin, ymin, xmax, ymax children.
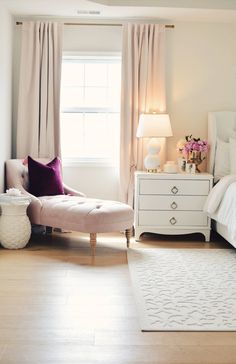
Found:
<box><xmin>60</xmin><ymin>51</ymin><xmax>122</xmax><ymax>167</ymax></box>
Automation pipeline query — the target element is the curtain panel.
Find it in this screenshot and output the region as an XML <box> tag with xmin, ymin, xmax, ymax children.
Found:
<box><xmin>120</xmin><ymin>23</ymin><xmax>166</xmax><ymax>205</ymax></box>
<box><xmin>16</xmin><ymin>21</ymin><xmax>63</xmax><ymax>159</ymax></box>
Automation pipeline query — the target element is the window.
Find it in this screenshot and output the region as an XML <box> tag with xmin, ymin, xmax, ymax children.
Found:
<box><xmin>60</xmin><ymin>53</ymin><xmax>121</xmax><ymax>166</ymax></box>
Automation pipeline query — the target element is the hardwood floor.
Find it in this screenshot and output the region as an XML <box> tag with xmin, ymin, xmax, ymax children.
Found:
<box><xmin>0</xmin><ymin>230</ymin><xmax>236</xmax><ymax>364</ymax></box>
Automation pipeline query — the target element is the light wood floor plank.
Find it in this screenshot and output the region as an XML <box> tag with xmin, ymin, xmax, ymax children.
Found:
<box><xmin>2</xmin><ymin>343</ymin><xmax>236</xmax><ymax>363</ymax></box>
<box><xmin>95</xmin><ymin>330</ymin><xmax>236</xmax><ymax>346</ymax></box>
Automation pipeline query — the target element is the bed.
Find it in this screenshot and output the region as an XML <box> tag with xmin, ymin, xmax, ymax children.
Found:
<box><xmin>205</xmin><ymin>111</ymin><xmax>236</xmax><ymax>247</ymax></box>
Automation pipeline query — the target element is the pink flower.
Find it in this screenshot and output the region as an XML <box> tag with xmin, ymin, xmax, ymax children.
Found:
<box><xmin>181</xmin><ymin>136</ymin><xmax>209</xmax><ymax>155</ymax></box>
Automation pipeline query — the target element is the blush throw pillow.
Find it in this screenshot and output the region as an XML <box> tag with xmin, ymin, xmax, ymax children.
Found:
<box><xmin>28</xmin><ymin>156</ymin><xmax>64</xmax><ymax>197</ymax></box>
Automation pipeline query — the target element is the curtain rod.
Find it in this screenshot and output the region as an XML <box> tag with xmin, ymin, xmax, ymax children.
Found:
<box><xmin>16</xmin><ymin>21</ymin><xmax>174</xmax><ymax>28</ymax></box>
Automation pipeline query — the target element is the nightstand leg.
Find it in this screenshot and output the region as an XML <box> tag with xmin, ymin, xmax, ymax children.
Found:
<box><xmin>204</xmin><ymin>231</ymin><xmax>211</xmax><ymax>242</ymax></box>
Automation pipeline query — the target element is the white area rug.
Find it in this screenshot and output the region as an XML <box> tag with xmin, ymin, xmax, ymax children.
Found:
<box><xmin>128</xmin><ymin>249</ymin><xmax>236</xmax><ymax>331</ymax></box>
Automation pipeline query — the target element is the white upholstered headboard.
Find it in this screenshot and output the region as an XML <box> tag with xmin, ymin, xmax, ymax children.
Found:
<box><xmin>208</xmin><ymin>111</ymin><xmax>236</xmax><ymax>175</ymax></box>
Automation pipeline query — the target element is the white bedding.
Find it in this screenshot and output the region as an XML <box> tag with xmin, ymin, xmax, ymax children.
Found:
<box><xmin>204</xmin><ymin>175</ymin><xmax>236</xmax><ymax>240</ymax></box>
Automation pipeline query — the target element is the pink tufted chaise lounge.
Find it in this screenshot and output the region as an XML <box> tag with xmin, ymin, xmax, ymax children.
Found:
<box><xmin>5</xmin><ymin>159</ymin><xmax>134</xmax><ymax>254</ymax></box>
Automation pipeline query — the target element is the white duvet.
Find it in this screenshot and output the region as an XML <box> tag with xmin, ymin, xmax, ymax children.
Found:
<box><xmin>204</xmin><ymin>175</ymin><xmax>236</xmax><ymax>240</ymax></box>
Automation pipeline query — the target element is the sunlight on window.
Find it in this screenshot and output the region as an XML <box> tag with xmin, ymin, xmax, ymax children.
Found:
<box><xmin>60</xmin><ymin>54</ymin><xmax>121</xmax><ymax>165</ymax></box>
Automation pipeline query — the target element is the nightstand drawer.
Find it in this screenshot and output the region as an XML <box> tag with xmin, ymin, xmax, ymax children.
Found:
<box><xmin>138</xmin><ymin>211</ymin><xmax>208</xmax><ymax>227</ymax></box>
<box><xmin>139</xmin><ymin>179</ymin><xmax>210</xmax><ymax>196</ymax></box>
<box><xmin>139</xmin><ymin>195</ymin><xmax>207</xmax><ymax>211</ymax></box>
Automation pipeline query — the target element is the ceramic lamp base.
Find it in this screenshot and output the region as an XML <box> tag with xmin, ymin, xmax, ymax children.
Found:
<box><xmin>144</xmin><ymin>138</ymin><xmax>161</xmax><ymax>172</ymax></box>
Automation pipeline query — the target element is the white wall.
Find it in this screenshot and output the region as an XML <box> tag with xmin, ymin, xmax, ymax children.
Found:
<box><xmin>0</xmin><ymin>4</ymin><xmax>12</xmax><ymax>192</ymax></box>
<box><xmin>13</xmin><ymin>20</ymin><xmax>236</xmax><ymax>197</ymax></box>
<box><xmin>63</xmin><ymin>24</ymin><xmax>122</xmax><ymax>52</ymax></box>
<box><xmin>166</xmin><ymin>22</ymin><xmax>236</xmax><ymax>161</ymax></box>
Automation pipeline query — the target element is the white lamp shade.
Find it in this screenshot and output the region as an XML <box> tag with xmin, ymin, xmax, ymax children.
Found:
<box><xmin>136</xmin><ymin>113</ymin><xmax>173</xmax><ymax>138</ymax></box>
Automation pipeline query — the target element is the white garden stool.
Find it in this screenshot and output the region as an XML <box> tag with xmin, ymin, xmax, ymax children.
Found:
<box><xmin>0</xmin><ymin>194</ymin><xmax>31</xmax><ymax>249</ymax></box>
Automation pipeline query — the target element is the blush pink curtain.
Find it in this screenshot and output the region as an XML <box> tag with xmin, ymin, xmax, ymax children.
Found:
<box><xmin>120</xmin><ymin>23</ymin><xmax>166</xmax><ymax>205</ymax></box>
<box><xmin>16</xmin><ymin>21</ymin><xmax>63</xmax><ymax>159</ymax></box>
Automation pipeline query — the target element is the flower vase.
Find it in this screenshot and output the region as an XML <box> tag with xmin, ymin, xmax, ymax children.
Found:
<box><xmin>190</xmin><ymin>151</ymin><xmax>202</xmax><ymax>173</ymax></box>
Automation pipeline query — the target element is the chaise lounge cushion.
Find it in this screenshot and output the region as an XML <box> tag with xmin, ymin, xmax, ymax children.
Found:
<box><xmin>28</xmin><ymin>156</ymin><xmax>64</xmax><ymax>197</ymax></box>
<box><xmin>38</xmin><ymin>195</ymin><xmax>134</xmax><ymax>233</ymax></box>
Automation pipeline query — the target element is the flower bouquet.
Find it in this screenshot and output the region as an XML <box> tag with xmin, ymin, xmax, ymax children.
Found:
<box><xmin>177</xmin><ymin>135</ymin><xmax>209</xmax><ymax>173</ymax></box>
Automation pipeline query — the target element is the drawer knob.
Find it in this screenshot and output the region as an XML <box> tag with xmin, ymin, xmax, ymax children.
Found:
<box><xmin>169</xmin><ymin>217</ymin><xmax>177</xmax><ymax>225</ymax></box>
<box><xmin>171</xmin><ymin>202</ymin><xmax>178</xmax><ymax>210</ymax></box>
<box><xmin>171</xmin><ymin>186</ymin><xmax>178</xmax><ymax>194</ymax></box>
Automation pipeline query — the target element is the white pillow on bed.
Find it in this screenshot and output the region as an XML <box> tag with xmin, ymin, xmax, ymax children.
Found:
<box><xmin>214</xmin><ymin>138</ymin><xmax>230</xmax><ymax>180</ymax></box>
<box><xmin>230</xmin><ymin>137</ymin><xmax>236</xmax><ymax>174</ymax></box>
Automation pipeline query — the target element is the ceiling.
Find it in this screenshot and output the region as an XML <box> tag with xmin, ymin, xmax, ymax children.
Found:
<box><xmin>3</xmin><ymin>0</ymin><xmax>236</xmax><ymax>22</ymax></box>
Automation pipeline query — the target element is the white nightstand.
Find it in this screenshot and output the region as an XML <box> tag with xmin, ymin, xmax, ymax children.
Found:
<box><xmin>134</xmin><ymin>172</ymin><xmax>213</xmax><ymax>242</ymax></box>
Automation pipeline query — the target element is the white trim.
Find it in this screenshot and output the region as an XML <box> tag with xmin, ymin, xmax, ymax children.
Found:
<box><xmin>62</xmin><ymin>51</ymin><xmax>122</xmax><ymax>60</ymax></box>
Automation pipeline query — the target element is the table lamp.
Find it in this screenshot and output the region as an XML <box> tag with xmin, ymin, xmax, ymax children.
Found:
<box><xmin>136</xmin><ymin>113</ymin><xmax>173</xmax><ymax>172</ymax></box>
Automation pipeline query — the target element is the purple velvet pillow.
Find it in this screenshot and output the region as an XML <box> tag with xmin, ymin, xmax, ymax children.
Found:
<box><xmin>28</xmin><ymin>156</ymin><xmax>64</xmax><ymax>197</ymax></box>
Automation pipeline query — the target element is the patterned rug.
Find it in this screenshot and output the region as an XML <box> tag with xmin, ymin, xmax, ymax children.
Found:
<box><xmin>128</xmin><ymin>248</ymin><xmax>236</xmax><ymax>331</ymax></box>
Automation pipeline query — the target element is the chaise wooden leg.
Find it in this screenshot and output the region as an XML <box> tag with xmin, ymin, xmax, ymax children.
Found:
<box><xmin>125</xmin><ymin>228</ymin><xmax>131</xmax><ymax>248</ymax></box>
<box><xmin>90</xmin><ymin>233</ymin><xmax>97</xmax><ymax>256</ymax></box>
